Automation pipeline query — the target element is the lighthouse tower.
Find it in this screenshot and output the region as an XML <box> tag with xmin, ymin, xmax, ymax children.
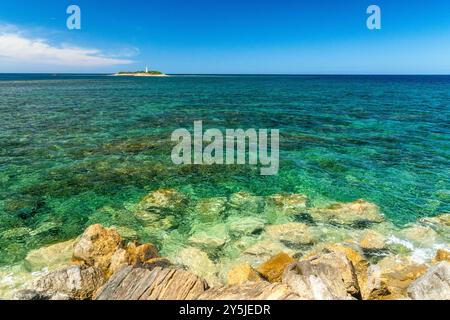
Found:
<box><xmin>145</xmin><ymin>66</ymin><xmax>149</xmax><ymax>73</ymax></box>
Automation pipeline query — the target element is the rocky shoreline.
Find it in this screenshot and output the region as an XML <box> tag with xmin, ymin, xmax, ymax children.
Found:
<box><xmin>2</xmin><ymin>189</ymin><xmax>450</xmax><ymax>300</ymax></box>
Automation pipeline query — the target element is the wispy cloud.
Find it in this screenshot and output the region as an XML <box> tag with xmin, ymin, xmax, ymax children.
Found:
<box><xmin>0</xmin><ymin>25</ymin><xmax>134</xmax><ymax>68</ymax></box>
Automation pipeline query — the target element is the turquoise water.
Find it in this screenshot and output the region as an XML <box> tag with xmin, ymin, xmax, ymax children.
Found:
<box><xmin>0</xmin><ymin>74</ymin><xmax>449</xmax><ymax>265</ymax></box>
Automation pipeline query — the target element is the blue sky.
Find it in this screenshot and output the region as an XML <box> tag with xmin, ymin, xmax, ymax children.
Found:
<box><xmin>0</xmin><ymin>0</ymin><xmax>450</xmax><ymax>73</ymax></box>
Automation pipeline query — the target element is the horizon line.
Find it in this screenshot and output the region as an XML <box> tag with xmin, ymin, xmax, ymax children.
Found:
<box><xmin>1</xmin><ymin>73</ymin><xmax>450</xmax><ymax>76</ymax></box>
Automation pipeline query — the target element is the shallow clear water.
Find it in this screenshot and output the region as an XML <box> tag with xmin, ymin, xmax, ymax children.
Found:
<box><xmin>0</xmin><ymin>74</ymin><xmax>449</xmax><ymax>265</ymax></box>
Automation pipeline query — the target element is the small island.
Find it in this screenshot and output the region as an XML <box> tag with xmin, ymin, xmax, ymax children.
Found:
<box><xmin>114</xmin><ymin>68</ymin><xmax>168</xmax><ymax>77</ymax></box>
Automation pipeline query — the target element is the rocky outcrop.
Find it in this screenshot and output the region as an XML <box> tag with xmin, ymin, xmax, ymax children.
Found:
<box><xmin>95</xmin><ymin>266</ymin><xmax>208</xmax><ymax>300</ymax></box>
<box><xmin>407</xmin><ymin>262</ymin><xmax>450</xmax><ymax>300</ymax></box>
<box><xmin>196</xmin><ymin>282</ymin><xmax>300</xmax><ymax>300</ymax></box>
<box><xmin>283</xmin><ymin>251</ymin><xmax>360</xmax><ymax>300</ymax></box>
<box><xmin>15</xmin><ymin>224</ymin><xmax>170</xmax><ymax>300</ymax></box>
<box><xmin>109</xmin><ymin>242</ymin><xmax>166</xmax><ymax>275</ymax></box>
<box><xmin>304</xmin><ymin>243</ymin><xmax>370</xmax><ymax>298</ymax></box>
<box><xmin>8</xmin><ymin>196</ymin><xmax>450</xmax><ymax>302</ymax></box>
<box><xmin>15</xmin><ymin>265</ymin><xmax>104</xmax><ymax>300</ymax></box>
<box><xmin>72</xmin><ymin>224</ymin><xmax>122</xmax><ymax>274</ymax></box>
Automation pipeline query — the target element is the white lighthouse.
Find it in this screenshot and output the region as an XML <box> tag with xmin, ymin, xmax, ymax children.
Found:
<box><xmin>145</xmin><ymin>66</ymin><xmax>149</xmax><ymax>73</ymax></box>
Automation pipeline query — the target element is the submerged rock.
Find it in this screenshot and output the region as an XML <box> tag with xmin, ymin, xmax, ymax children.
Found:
<box><xmin>194</xmin><ymin>197</ymin><xmax>227</xmax><ymax>222</ymax></box>
<box><xmin>419</xmin><ymin>213</ymin><xmax>450</xmax><ymax>237</ymax></box>
<box><xmin>265</xmin><ymin>222</ymin><xmax>315</xmax><ymax>246</ymax></box>
<box><xmin>188</xmin><ymin>224</ymin><xmax>230</xmax><ymax>250</ymax></box>
<box><xmin>265</xmin><ymin>193</ymin><xmax>308</xmax><ymax>215</ymax></box>
<box><xmin>228</xmin><ymin>192</ymin><xmax>265</xmax><ymax>215</ymax></box>
<box><xmin>226</xmin><ymin>262</ymin><xmax>263</xmax><ymax>285</ymax></box>
<box><xmin>72</xmin><ymin>224</ymin><xmax>122</xmax><ymax>274</ymax></box>
<box><xmin>242</xmin><ymin>240</ymin><xmax>295</xmax><ymax>266</ymax></box>
<box><xmin>257</xmin><ymin>253</ymin><xmax>295</xmax><ymax>283</ymax></box>
<box><xmin>175</xmin><ymin>247</ymin><xmax>219</xmax><ymax>286</ymax></box>
<box><xmin>227</xmin><ymin>216</ymin><xmax>266</xmax><ymax>237</ymax></box>
<box><xmin>95</xmin><ymin>266</ymin><xmax>208</xmax><ymax>300</ymax></box>
<box><xmin>30</xmin><ymin>222</ymin><xmax>61</xmax><ymax>236</ymax></box>
<box><xmin>25</xmin><ymin>239</ymin><xmax>76</xmax><ymax>272</ymax></box>
<box><xmin>309</xmin><ymin>200</ymin><xmax>384</xmax><ymax>226</ymax></box>
<box><xmin>113</xmin><ymin>226</ymin><xmax>138</xmax><ymax>240</ymax></box>
<box><xmin>132</xmin><ymin>210</ymin><xmax>160</xmax><ymax>223</ymax></box>
<box><xmin>1</xmin><ymin>227</ymin><xmax>31</xmax><ymax>240</ymax></box>
<box><xmin>398</xmin><ymin>224</ymin><xmax>439</xmax><ymax>246</ymax></box>
<box><xmin>407</xmin><ymin>262</ymin><xmax>450</xmax><ymax>300</ymax></box>
<box><xmin>136</xmin><ymin>189</ymin><xmax>188</xmax><ymax>214</ymax></box>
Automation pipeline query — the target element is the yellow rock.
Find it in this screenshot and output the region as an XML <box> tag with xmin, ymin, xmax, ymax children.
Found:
<box><xmin>257</xmin><ymin>252</ymin><xmax>295</xmax><ymax>283</ymax></box>
<box><xmin>433</xmin><ymin>249</ymin><xmax>450</xmax><ymax>264</ymax></box>
<box><xmin>108</xmin><ymin>242</ymin><xmax>161</xmax><ymax>276</ymax></box>
<box><xmin>227</xmin><ymin>262</ymin><xmax>263</xmax><ymax>285</ymax></box>
<box><xmin>72</xmin><ymin>224</ymin><xmax>122</xmax><ymax>274</ymax></box>
<box><xmin>126</xmin><ymin>242</ymin><xmax>159</xmax><ymax>266</ymax></box>
<box><xmin>109</xmin><ymin>248</ymin><xmax>129</xmax><ymax>276</ymax></box>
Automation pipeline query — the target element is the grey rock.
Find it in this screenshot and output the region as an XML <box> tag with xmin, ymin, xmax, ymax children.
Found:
<box><xmin>31</xmin><ymin>265</ymin><xmax>105</xmax><ymax>300</ymax></box>
<box><xmin>196</xmin><ymin>282</ymin><xmax>301</xmax><ymax>300</ymax></box>
<box><xmin>14</xmin><ymin>289</ymin><xmax>50</xmax><ymax>300</ymax></box>
<box><xmin>407</xmin><ymin>262</ymin><xmax>450</xmax><ymax>300</ymax></box>
<box><xmin>282</xmin><ymin>251</ymin><xmax>360</xmax><ymax>300</ymax></box>
<box><xmin>95</xmin><ymin>266</ymin><xmax>208</xmax><ymax>300</ymax></box>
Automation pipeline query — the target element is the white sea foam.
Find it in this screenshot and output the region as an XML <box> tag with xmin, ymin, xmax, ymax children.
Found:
<box><xmin>386</xmin><ymin>235</ymin><xmax>448</xmax><ymax>264</ymax></box>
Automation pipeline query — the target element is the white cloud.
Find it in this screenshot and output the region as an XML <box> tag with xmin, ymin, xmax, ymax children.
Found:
<box><xmin>0</xmin><ymin>30</ymin><xmax>134</xmax><ymax>67</ymax></box>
